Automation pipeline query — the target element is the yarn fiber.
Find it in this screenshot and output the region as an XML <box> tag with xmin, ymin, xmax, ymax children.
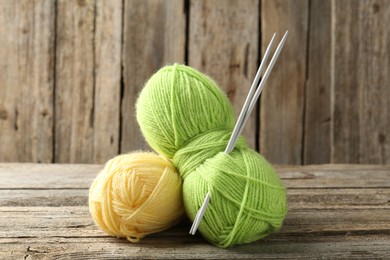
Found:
<box><xmin>136</xmin><ymin>65</ymin><xmax>235</xmax><ymax>158</ymax></box>
<box><xmin>89</xmin><ymin>152</ymin><xmax>184</xmax><ymax>242</ymax></box>
<box><xmin>136</xmin><ymin>64</ymin><xmax>287</xmax><ymax>248</ymax></box>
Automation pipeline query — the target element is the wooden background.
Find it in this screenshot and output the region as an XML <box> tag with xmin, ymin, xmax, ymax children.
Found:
<box><xmin>0</xmin><ymin>0</ymin><xmax>389</xmax><ymax>165</ymax></box>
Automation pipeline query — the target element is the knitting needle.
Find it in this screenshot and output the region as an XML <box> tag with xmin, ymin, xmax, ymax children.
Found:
<box><xmin>226</xmin><ymin>31</ymin><xmax>289</xmax><ymax>153</ymax></box>
<box><xmin>189</xmin><ymin>31</ymin><xmax>288</xmax><ymax>235</ymax></box>
<box><xmin>224</xmin><ymin>33</ymin><xmax>276</xmax><ymax>154</ymax></box>
<box><xmin>189</xmin><ymin>191</ymin><xmax>210</xmax><ymax>235</ymax></box>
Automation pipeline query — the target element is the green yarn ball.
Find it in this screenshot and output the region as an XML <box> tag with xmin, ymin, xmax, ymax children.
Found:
<box><xmin>136</xmin><ymin>65</ymin><xmax>235</xmax><ymax>158</ymax></box>
<box><xmin>136</xmin><ymin>64</ymin><xmax>287</xmax><ymax>248</ymax></box>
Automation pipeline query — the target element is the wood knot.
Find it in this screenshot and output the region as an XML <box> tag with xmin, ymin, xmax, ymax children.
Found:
<box><xmin>41</xmin><ymin>109</ymin><xmax>48</xmax><ymax>117</ymax></box>
<box><xmin>373</xmin><ymin>3</ymin><xmax>380</xmax><ymax>13</ymax></box>
<box><xmin>378</xmin><ymin>133</ymin><xmax>386</xmax><ymax>144</ymax></box>
<box><xmin>229</xmin><ymin>63</ymin><xmax>240</xmax><ymax>70</ymax></box>
<box><xmin>0</xmin><ymin>109</ymin><xmax>7</xmax><ymax>120</ymax></box>
<box><xmin>77</xmin><ymin>0</ymin><xmax>87</xmax><ymax>7</ymax></box>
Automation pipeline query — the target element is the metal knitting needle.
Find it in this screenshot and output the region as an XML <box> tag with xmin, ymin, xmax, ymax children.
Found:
<box><xmin>189</xmin><ymin>191</ymin><xmax>210</xmax><ymax>235</ymax></box>
<box><xmin>226</xmin><ymin>31</ymin><xmax>288</xmax><ymax>153</ymax></box>
<box><xmin>189</xmin><ymin>31</ymin><xmax>288</xmax><ymax>235</ymax></box>
<box><xmin>224</xmin><ymin>33</ymin><xmax>276</xmax><ymax>154</ymax></box>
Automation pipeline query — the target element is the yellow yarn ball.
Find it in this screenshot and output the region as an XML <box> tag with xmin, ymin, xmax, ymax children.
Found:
<box><xmin>89</xmin><ymin>152</ymin><xmax>184</xmax><ymax>242</ymax></box>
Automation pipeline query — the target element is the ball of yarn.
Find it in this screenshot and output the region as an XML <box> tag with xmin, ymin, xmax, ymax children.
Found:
<box><xmin>89</xmin><ymin>152</ymin><xmax>184</xmax><ymax>242</ymax></box>
<box><xmin>173</xmin><ymin>130</ymin><xmax>286</xmax><ymax>247</ymax></box>
<box><xmin>136</xmin><ymin>64</ymin><xmax>287</xmax><ymax>248</ymax></box>
<box><xmin>136</xmin><ymin>64</ymin><xmax>235</xmax><ymax>158</ymax></box>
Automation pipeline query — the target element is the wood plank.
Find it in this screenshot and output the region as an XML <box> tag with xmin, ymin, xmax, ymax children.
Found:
<box><xmin>1</xmin><ymin>207</ymin><xmax>389</xmax><ymax>238</ymax></box>
<box><xmin>287</xmin><ymin>188</ymin><xmax>390</xmax><ymax>210</ymax></box>
<box><xmin>1</xmin><ymin>187</ymin><xmax>389</xmax><ymax>209</ymax></box>
<box><xmin>55</xmin><ymin>0</ymin><xmax>122</xmax><ymax>164</ymax></box>
<box><xmin>303</xmin><ymin>0</ymin><xmax>331</xmax><ymax>164</ymax></box>
<box><xmin>121</xmin><ymin>0</ymin><xmax>185</xmax><ymax>153</ymax></box>
<box><xmin>0</xmin><ymin>235</ymin><xmax>390</xmax><ymax>259</ymax></box>
<box><xmin>92</xmin><ymin>0</ymin><xmax>122</xmax><ymax>163</ymax></box>
<box><xmin>1</xmin><ymin>163</ymin><xmax>390</xmax><ymax>189</ymax></box>
<box><xmin>0</xmin><ymin>206</ymin><xmax>389</xmax><ymax>259</ymax></box>
<box><xmin>0</xmin><ymin>163</ymin><xmax>102</xmax><ymax>189</ymax></box>
<box><xmin>0</xmin><ymin>189</ymin><xmax>88</xmax><ymax>207</ymax></box>
<box><xmin>332</xmin><ymin>0</ymin><xmax>390</xmax><ymax>163</ymax></box>
<box><xmin>188</xmin><ymin>0</ymin><xmax>259</xmax><ymax>150</ymax></box>
<box><xmin>1</xmin><ymin>233</ymin><xmax>387</xmax><ymax>245</ymax></box>
<box><xmin>0</xmin><ymin>0</ymin><xmax>55</xmax><ymax>163</ymax></box>
<box><xmin>260</xmin><ymin>0</ymin><xmax>308</xmax><ymax>164</ymax></box>
<box><xmin>278</xmin><ymin>164</ymin><xmax>390</xmax><ymax>188</ymax></box>
<box><xmin>55</xmin><ymin>0</ymin><xmax>95</xmax><ymax>163</ymax></box>
<box><xmin>1</xmin><ymin>235</ymin><xmax>389</xmax><ymax>259</ymax></box>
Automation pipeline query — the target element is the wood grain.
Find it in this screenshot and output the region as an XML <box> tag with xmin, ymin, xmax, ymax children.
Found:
<box><xmin>1</xmin><ymin>206</ymin><xmax>390</xmax><ymax>260</ymax></box>
<box><xmin>189</xmin><ymin>0</ymin><xmax>259</xmax><ymax>149</ymax></box>
<box><xmin>2</xmin><ymin>207</ymin><xmax>388</xmax><ymax>238</ymax></box>
<box><xmin>55</xmin><ymin>0</ymin><xmax>122</xmax><ymax>163</ymax></box>
<box><xmin>92</xmin><ymin>0</ymin><xmax>122</xmax><ymax>163</ymax></box>
<box><xmin>2</xmin><ymin>1</ymin><xmax>390</xmax><ymax>165</ymax></box>
<box><xmin>303</xmin><ymin>0</ymin><xmax>331</xmax><ymax>164</ymax></box>
<box><xmin>121</xmin><ymin>0</ymin><xmax>186</xmax><ymax>153</ymax></box>
<box><xmin>55</xmin><ymin>0</ymin><xmax>95</xmax><ymax>163</ymax></box>
<box><xmin>2</xmin><ymin>0</ymin><xmax>390</xmax><ymax>166</ymax></box>
<box><xmin>260</xmin><ymin>0</ymin><xmax>308</xmax><ymax>164</ymax></box>
<box><xmin>1</xmin><ymin>235</ymin><xmax>389</xmax><ymax>259</ymax></box>
<box><xmin>0</xmin><ymin>163</ymin><xmax>389</xmax><ymax>258</ymax></box>
<box><xmin>0</xmin><ymin>0</ymin><xmax>55</xmax><ymax>163</ymax></box>
<box><xmin>1</xmin><ymin>187</ymin><xmax>389</xmax><ymax>209</ymax></box>
<box><xmin>0</xmin><ymin>163</ymin><xmax>102</xmax><ymax>189</ymax></box>
<box><xmin>332</xmin><ymin>0</ymin><xmax>390</xmax><ymax>163</ymax></box>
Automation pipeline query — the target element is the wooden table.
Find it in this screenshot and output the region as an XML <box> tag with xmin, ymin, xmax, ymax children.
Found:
<box><xmin>1</xmin><ymin>164</ymin><xmax>389</xmax><ymax>259</ymax></box>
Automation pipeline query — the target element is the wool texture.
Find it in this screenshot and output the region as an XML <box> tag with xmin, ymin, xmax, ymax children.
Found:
<box><xmin>136</xmin><ymin>64</ymin><xmax>287</xmax><ymax>248</ymax></box>
<box><xmin>89</xmin><ymin>152</ymin><xmax>184</xmax><ymax>242</ymax></box>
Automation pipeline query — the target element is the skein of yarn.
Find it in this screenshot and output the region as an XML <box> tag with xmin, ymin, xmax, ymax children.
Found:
<box><xmin>89</xmin><ymin>152</ymin><xmax>184</xmax><ymax>242</ymax></box>
<box><xmin>136</xmin><ymin>65</ymin><xmax>236</xmax><ymax>158</ymax></box>
<box><xmin>136</xmin><ymin>64</ymin><xmax>287</xmax><ymax>248</ymax></box>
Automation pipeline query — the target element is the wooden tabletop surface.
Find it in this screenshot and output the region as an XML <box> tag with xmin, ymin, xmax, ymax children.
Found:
<box><xmin>1</xmin><ymin>163</ymin><xmax>389</xmax><ymax>259</ymax></box>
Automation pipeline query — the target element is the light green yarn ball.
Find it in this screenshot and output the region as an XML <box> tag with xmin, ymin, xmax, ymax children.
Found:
<box><xmin>173</xmin><ymin>129</ymin><xmax>287</xmax><ymax>248</ymax></box>
<box><xmin>136</xmin><ymin>64</ymin><xmax>235</xmax><ymax>158</ymax></box>
<box><xmin>136</xmin><ymin>64</ymin><xmax>287</xmax><ymax>248</ymax></box>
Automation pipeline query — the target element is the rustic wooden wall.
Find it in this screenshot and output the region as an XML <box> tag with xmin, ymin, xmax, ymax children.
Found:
<box><xmin>0</xmin><ymin>0</ymin><xmax>389</xmax><ymax>165</ymax></box>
